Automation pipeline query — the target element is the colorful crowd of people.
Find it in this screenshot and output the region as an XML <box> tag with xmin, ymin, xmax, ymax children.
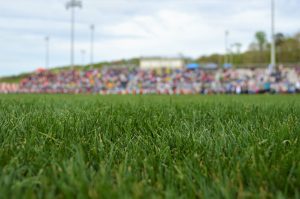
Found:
<box><xmin>0</xmin><ymin>83</ymin><xmax>19</xmax><ymax>94</ymax></box>
<box><xmin>1</xmin><ymin>66</ymin><xmax>300</xmax><ymax>94</ymax></box>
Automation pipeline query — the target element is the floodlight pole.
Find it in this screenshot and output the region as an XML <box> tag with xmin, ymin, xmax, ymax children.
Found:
<box><xmin>230</xmin><ymin>44</ymin><xmax>235</xmax><ymax>66</ymax></box>
<box><xmin>224</xmin><ymin>31</ymin><xmax>229</xmax><ymax>65</ymax></box>
<box><xmin>66</xmin><ymin>0</ymin><xmax>82</xmax><ymax>69</ymax></box>
<box><xmin>90</xmin><ymin>24</ymin><xmax>95</xmax><ymax>68</ymax></box>
<box><xmin>81</xmin><ymin>49</ymin><xmax>86</xmax><ymax>66</ymax></box>
<box><xmin>270</xmin><ymin>0</ymin><xmax>276</xmax><ymax>70</ymax></box>
<box><xmin>71</xmin><ymin>6</ymin><xmax>75</xmax><ymax>68</ymax></box>
<box><xmin>45</xmin><ymin>36</ymin><xmax>50</xmax><ymax>68</ymax></box>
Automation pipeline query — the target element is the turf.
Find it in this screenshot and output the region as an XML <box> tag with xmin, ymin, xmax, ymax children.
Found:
<box><xmin>0</xmin><ymin>95</ymin><xmax>299</xmax><ymax>199</ymax></box>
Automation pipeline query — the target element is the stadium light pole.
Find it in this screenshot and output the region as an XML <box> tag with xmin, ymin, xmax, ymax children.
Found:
<box><xmin>66</xmin><ymin>0</ymin><xmax>82</xmax><ymax>69</ymax></box>
<box><xmin>90</xmin><ymin>24</ymin><xmax>95</xmax><ymax>68</ymax></box>
<box><xmin>224</xmin><ymin>30</ymin><xmax>229</xmax><ymax>66</ymax></box>
<box><xmin>270</xmin><ymin>0</ymin><xmax>276</xmax><ymax>71</ymax></box>
<box><xmin>230</xmin><ymin>44</ymin><xmax>235</xmax><ymax>66</ymax></box>
<box><xmin>81</xmin><ymin>49</ymin><xmax>86</xmax><ymax>66</ymax></box>
<box><xmin>45</xmin><ymin>36</ymin><xmax>50</xmax><ymax>69</ymax></box>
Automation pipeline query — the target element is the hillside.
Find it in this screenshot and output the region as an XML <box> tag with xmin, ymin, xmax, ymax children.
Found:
<box><xmin>0</xmin><ymin>58</ymin><xmax>140</xmax><ymax>83</ymax></box>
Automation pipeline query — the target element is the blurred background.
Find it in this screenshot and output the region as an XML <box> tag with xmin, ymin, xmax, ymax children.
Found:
<box><xmin>0</xmin><ymin>0</ymin><xmax>299</xmax><ymax>75</ymax></box>
<box><xmin>0</xmin><ymin>0</ymin><xmax>299</xmax><ymax>94</ymax></box>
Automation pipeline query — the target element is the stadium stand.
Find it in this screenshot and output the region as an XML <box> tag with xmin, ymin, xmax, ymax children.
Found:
<box><xmin>1</xmin><ymin>66</ymin><xmax>300</xmax><ymax>94</ymax></box>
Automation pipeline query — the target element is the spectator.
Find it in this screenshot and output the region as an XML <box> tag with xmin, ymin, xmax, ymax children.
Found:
<box><xmin>1</xmin><ymin>66</ymin><xmax>299</xmax><ymax>95</ymax></box>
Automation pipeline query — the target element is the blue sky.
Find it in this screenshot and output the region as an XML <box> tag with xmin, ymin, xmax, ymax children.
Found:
<box><xmin>0</xmin><ymin>0</ymin><xmax>299</xmax><ymax>76</ymax></box>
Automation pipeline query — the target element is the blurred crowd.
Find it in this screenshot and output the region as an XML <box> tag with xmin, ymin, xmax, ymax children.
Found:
<box><xmin>1</xmin><ymin>66</ymin><xmax>300</xmax><ymax>94</ymax></box>
<box><xmin>0</xmin><ymin>83</ymin><xmax>19</xmax><ymax>94</ymax></box>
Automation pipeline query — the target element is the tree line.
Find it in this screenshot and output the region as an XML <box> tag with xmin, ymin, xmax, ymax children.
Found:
<box><xmin>197</xmin><ymin>31</ymin><xmax>300</xmax><ymax>67</ymax></box>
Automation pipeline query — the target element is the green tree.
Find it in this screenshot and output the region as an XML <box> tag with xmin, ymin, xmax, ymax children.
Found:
<box><xmin>275</xmin><ymin>33</ymin><xmax>285</xmax><ymax>46</ymax></box>
<box><xmin>275</xmin><ymin>33</ymin><xmax>285</xmax><ymax>62</ymax></box>
<box><xmin>255</xmin><ymin>31</ymin><xmax>267</xmax><ymax>63</ymax></box>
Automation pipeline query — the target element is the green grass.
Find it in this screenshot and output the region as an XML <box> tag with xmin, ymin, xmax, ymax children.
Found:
<box><xmin>0</xmin><ymin>95</ymin><xmax>299</xmax><ymax>199</ymax></box>
<box><xmin>0</xmin><ymin>73</ymin><xmax>31</xmax><ymax>83</ymax></box>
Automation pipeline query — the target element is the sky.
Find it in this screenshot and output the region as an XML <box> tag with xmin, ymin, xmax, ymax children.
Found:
<box><xmin>0</xmin><ymin>0</ymin><xmax>299</xmax><ymax>76</ymax></box>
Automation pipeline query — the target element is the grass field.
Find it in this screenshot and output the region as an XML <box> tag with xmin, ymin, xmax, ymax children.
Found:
<box><xmin>0</xmin><ymin>95</ymin><xmax>299</xmax><ymax>199</ymax></box>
